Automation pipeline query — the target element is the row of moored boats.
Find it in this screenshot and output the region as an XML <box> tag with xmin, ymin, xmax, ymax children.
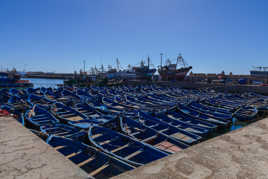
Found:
<box><xmin>0</xmin><ymin>86</ymin><xmax>267</xmax><ymax>178</ymax></box>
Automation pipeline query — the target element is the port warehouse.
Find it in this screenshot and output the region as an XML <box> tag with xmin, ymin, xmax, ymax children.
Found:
<box><xmin>188</xmin><ymin>71</ymin><xmax>268</xmax><ymax>84</ymax></box>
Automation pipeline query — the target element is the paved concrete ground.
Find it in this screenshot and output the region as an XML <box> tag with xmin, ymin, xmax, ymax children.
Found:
<box><xmin>114</xmin><ymin>118</ymin><xmax>268</xmax><ymax>179</ymax></box>
<box><xmin>0</xmin><ymin>117</ymin><xmax>88</xmax><ymax>179</ymax></box>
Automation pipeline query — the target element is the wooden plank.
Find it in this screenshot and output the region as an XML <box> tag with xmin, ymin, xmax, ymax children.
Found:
<box><xmin>142</xmin><ymin>135</ymin><xmax>157</xmax><ymax>143</ymax></box>
<box><xmin>159</xmin><ymin>128</ymin><xmax>169</xmax><ymax>133</ymax></box>
<box><xmin>130</xmin><ymin>131</ymin><xmax>140</xmax><ymax>136</ymax></box>
<box><xmin>91</xmin><ymin>133</ymin><xmax>102</xmax><ymax>139</ymax></box>
<box><xmin>172</xmin><ymin>133</ymin><xmax>192</xmax><ymax>141</ymax></box>
<box><xmin>54</xmin><ymin>131</ymin><xmax>71</xmax><ymax>136</ymax></box>
<box><xmin>66</xmin><ymin>152</ymin><xmax>77</xmax><ymax>159</ymax></box>
<box><xmin>89</xmin><ymin>164</ymin><xmax>109</xmax><ymax>177</ymax></box>
<box><xmin>66</xmin><ymin>116</ymin><xmax>83</xmax><ymax>121</ymax></box>
<box><xmin>111</xmin><ymin>144</ymin><xmax>129</xmax><ymax>153</ymax></box>
<box><xmin>54</xmin><ymin>146</ymin><xmax>65</xmax><ymax>150</ymax></box>
<box><xmin>149</xmin><ymin>124</ymin><xmax>160</xmax><ymax>128</ymax></box>
<box><xmin>125</xmin><ymin>150</ymin><xmax>142</xmax><ymax>160</ymax></box>
<box><xmin>185</xmin><ymin>128</ymin><xmax>198</xmax><ymax>134</ymax></box>
<box><xmin>77</xmin><ymin>156</ymin><xmax>95</xmax><ymax>167</ymax></box>
<box><xmin>99</xmin><ymin>140</ymin><xmax>111</xmax><ymax>146</ymax></box>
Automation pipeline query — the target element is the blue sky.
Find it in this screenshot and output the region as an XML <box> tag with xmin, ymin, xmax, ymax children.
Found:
<box><xmin>0</xmin><ymin>0</ymin><xmax>267</xmax><ymax>74</ymax></box>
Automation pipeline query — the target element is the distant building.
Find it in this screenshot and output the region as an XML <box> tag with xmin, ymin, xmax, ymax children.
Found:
<box><xmin>250</xmin><ymin>67</ymin><xmax>268</xmax><ymax>84</ymax></box>
<box><xmin>250</xmin><ymin>70</ymin><xmax>268</xmax><ymax>77</ymax></box>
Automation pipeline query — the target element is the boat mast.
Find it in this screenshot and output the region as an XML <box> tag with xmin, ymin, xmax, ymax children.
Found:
<box><xmin>83</xmin><ymin>60</ymin><xmax>86</xmax><ymax>73</ymax></box>
<box><xmin>181</xmin><ymin>54</ymin><xmax>186</xmax><ymax>67</ymax></box>
<box><xmin>160</xmin><ymin>53</ymin><xmax>163</xmax><ymax>68</ymax></box>
<box><xmin>176</xmin><ymin>53</ymin><xmax>186</xmax><ymax>68</ymax></box>
<box><xmin>147</xmin><ymin>56</ymin><xmax>150</xmax><ymax>68</ymax></box>
<box><xmin>100</xmin><ymin>64</ymin><xmax>104</xmax><ymax>73</ymax></box>
<box><xmin>116</xmin><ymin>58</ymin><xmax>120</xmax><ymax>71</ymax></box>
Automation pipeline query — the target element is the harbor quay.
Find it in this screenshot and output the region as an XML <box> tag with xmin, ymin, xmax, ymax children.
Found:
<box><xmin>0</xmin><ymin>116</ymin><xmax>88</xmax><ymax>179</ymax></box>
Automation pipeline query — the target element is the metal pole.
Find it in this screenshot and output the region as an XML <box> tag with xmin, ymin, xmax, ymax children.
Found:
<box><xmin>160</xmin><ymin>53</ymin><xmax>163</xmax><ymax>68</ymax></box>
<box><xmin>83</xmin><ymin>60</ymin><xmax>86</xmax><ymax>73</ymax></box>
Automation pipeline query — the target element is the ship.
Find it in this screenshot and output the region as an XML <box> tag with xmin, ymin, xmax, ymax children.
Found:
<box><xmin>131</xmin><ymin>56</ymin><xmax>156</xmax><ymax>81</ymax></box>
<box><xmin>105</xmin><ymin>57</ymin><xmax>156</xmax><ymax>81</ymax></box>
<box><xmin>0</xmin><ymin>71</ymin><xmax>33</xmax><ymax>88</ymax></box>
<box><xmin>158</xmin><ymin>53</ymin><xmax>192</xmax><ymax>81</ymax></box>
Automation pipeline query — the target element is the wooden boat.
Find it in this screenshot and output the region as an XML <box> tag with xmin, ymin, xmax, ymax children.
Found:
<box><xmin>27</xmin><ymin>94</ymin><xmax>55</xmax><ymax>107</ymax></box>
<box><xmin>40</xmin><ymin>123</ymin><xmax>86</xmax><ymax>139</ymax></box>
<box><xmin>138</xmin><ymin>112</ymin><xmax>202</xmax><ymax>145</ymax></box>
<box><xmin>234</xmin><ymin>106</ymin><xmax>258</xmax><ymax>121</ymax></box>
<box><xmin>177</xmin><ymin>104</ymin><xmax>231</xmax><ymax>126</ymax></box>
<box><xmin>190</xmin><ymin>101</ymin><xmax>233</xmax><ymax>115</ymax></box>
<box><xmin>0</xmin><ymin>89</ymin><xmax>10</xmax><ymax>104</ymax></box>
<box><xmin>26</xmin><ymin>87</ymin><xmax>43</xmax><ymax>96</ymax></box>
<box><xmin>88</xmin><ymin>125</ymin><xmax>168</xmax><ymax>167</ymax></box>
<box><xmin>8</xmin><ymin>88</ymin><xmax>28</xmax><ymax>100</ymax></box>
<box><xmin>119</xmin><ymin>117</ymin><xmax>189</xmax><ymax>153</ymax></box>
<box><xmin>3</xmin><ymin>95</ymin><xmax>30</xmax><ymax>115</ymax></box>
<box><xmin>77</xmin><ymin>88</ymin><xmax>103</xmax><ymax>106</ymax></box>
<box><xmin>23</xmin><ymin>105</ymin><xmax>60</xmax><ymax>130</ymax></box>
<box><xmin>164</xmin><ymin>107</ymin><xmax>218</xmax><ymax>131</ymax></box>
<box><xmin>47</xmin><ymin>136</ymin><xmax>134</xmax><ymax>179</ymax></box>
<box><xmin>73</xmin><ymin>103</ymin><xmax>117</xmax><ymax>125</ymax></box>
<box><xmin>102</xmin><ymin>97</ymin><xmax>137</xmax><ymax>110</ymax></box>
<box><xmin>45</xmin><ymin>88</ymin><xmax>81</xmax><ymax>105</ymax></box>
<box><xmin>24</xmin><ymin>105</ymin><xmax>59</xmax><ymax>129</ymax></box>
<box><xmin>188</xmin><ymin>102</ymin><xmax>233</xmax><ymax>121</ymax></box>
<box><xmin>154</xmin><ymin>113</ymin><xmax>210</xmax><ymax>136</ymax></box>
<box><xmin>51</xmin><ymin>102</ymin><xmax>96</xmax><ymax>129</ymax></box>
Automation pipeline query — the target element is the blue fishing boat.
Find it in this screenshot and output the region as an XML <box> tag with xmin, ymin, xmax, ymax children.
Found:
<box><xmin>41</xmin><ymin>123</ymin><xmax>86</xmax><ymax>139</ymax></box>
<box><xmin>0</xmin><ymin>89</ymin><xmax>10</xmax><ymax>104</ymax></box>
<box><xmin>47</xmin><ymin>136</ymin><xmax>134</xmax><ymax>179</ymax></box>
<box><xmin>177</xmin><ymin>104</ymin><xmax>231</xmax><ymax>126</ymax></box>
<box><xmin>190</xmin><ymin>101</ymin><xmax>233</xmax><ymax>115</ymax></box>
<box><xmin>154</xmin><ymin>113</ymin><xmax>210</xmax><ymax>136</ymax></box>
<box><xmin>188</xmin><ymin>102</ymin><xmax>233</xmax><ymax>121</ymax></box>
<box><xmin>27</xmin><ymin>94</ymin><xmax>55</xmax><ymax>107</ymax></box>
<box><xmin>119</xmin><ymin>117</ymin><xmax>189</xmax><ymax>153</ymax></box>
<box><xmin>88</xmin><ymin>125</ymin><xmax>168</xmax><ymax>167</ymax></box>
<box><xmin>24</xmin><ymin>105</ymin><xmax>59</xmax><ymax>129</ymax></box>
<box><xmin>164</xmin><ymin>107</ymin><xmax>218</xmax><ymax>131</ymax></box>
<box><xmin>9</xmin><ymin>88</ymin><xmax>28</xmax><ymax>100</ymax></box>
<box><xmin>73</xmin><ymin>103</ymin><xmax>117</xmax><ymax>123</ymax></box>
<box><xmin>2</xmin><ymin>95</ymin><xmax>30</xmax><ymax>115</ymax></box>
<box><xmin>51</xmin><ymin>102</ymin><xmax>96</xmax><ymax>129</ymax></box>
<box><xmin>138</xmin><ymin>112</ymin><xmax>202</xmax><ymax>145</ymax></box>
<box><xmin>234</xmin><ymin>106</ymin><xmax>258</xmax><ymax>121</ymax></box>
